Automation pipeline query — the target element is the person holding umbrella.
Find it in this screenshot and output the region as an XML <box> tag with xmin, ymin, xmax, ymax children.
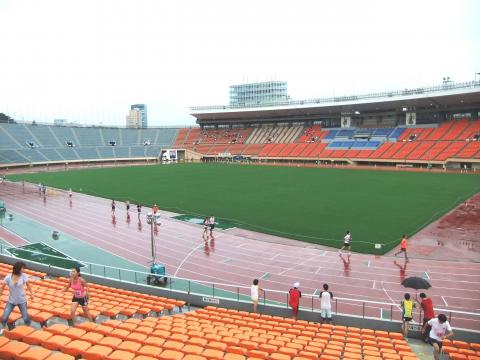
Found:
<box><xmin>416</xmin><ymin>293</ymin><xmax>435</xmax><ymax>343</ymax></box>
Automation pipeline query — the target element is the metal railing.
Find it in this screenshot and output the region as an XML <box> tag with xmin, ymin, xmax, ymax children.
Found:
<box><xmin>0</xmin><ymin>244</ymin><xmax>478</xmax><ymax>332</ymax></box>
<box><xmin>190</xmin><ymin>80</ymin><xmax>480</xmax><ymax>112</ymax></box>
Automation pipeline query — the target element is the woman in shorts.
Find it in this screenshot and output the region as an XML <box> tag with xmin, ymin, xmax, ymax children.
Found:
<box><xmin>58</xmin><ymin>267</ymin><xmax>94</xmax><ymax>325</ymax></box>
<box><xmin>209</xmin><ymin>216</ymin><xmax>215</xmax><ymax>238</ymax></box>
<box><xmin>401</xmin><ymin>293</ymin><xmax>415</xmax><ymax>338</ymax></box>
<box><xmin>424</xmin><ymin>314</ymin><xmax>453</xmax><ymax>360</ymax></box>
<box><xmin>126</xmin><ymin>200</ymin><xmax>130</xmax><ymax>213</ymax></box>
<box><xmin>111</xmin><ymin>200</ymin><xmax>116</xmax><ymax>214</ymax></box>
<box><xmin>203</xmin><ymin>217</ymin><xmax>210</xmax><ymax>239</ymax></box>
<box><xmin>339</xmin><ymin>230</ymin><xmax>351</xmax><ymax>255</ymax></box>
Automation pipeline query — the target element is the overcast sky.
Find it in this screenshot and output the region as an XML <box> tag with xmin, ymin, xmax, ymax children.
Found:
<box><xmin>0</xmin><ymin>0</ymin><xmax>478</xmax><ymax>126</ymax></box>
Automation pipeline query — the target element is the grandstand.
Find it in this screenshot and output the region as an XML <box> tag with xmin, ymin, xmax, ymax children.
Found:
<box><xmin>186</xmin><ymin>81</ymin><xmax>480</xmax><ymax>169</ymax></box>
<box><xmin>0</xmin><ymin>124</ymin><xmax>179</xmax><ymax>166</ymax></box>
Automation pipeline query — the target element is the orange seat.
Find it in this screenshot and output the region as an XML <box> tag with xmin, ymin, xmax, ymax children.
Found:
<box><xmin>227</xmin><ymin>346</ymin><xmax>248</xmax><ymax>356</ymax></box>
<box><xmin>202</xmin><ymin>349</ymin><xmax>224</xmax><ymax>360</ymax></box>
<box><xmin>381</xmin><ymin>353</ymin><xmax>400</xmax><ymax>360</ymax></box>
<box><xmin>269</xmin><ymin>353</ymin><xmax>290</xmax><ymax>360</ymax></box>
<box><xmin>449</xmin><ymin>354</ymin><xmax>468</xmax><ymax>360</ymax></box>
<box><xmin>453</xmin><ymin>341</ymin><xmax>470</xmax><ymax>350</ymax></box>
<box><xmin>117</xmin><ymin>340</ymin><xmax>142</xmax><ymax>353</ymax></box>
<box><xmin>342</xmin><ymin>352</ymin><xmax>362</xmax><ymax>360</ymax></box>
<box><xmin>159</xmin><ymin>350</ymin><xmax>185</xmax><ymax>360</ymax></box>
<box><xmin>98</xmin><ymin>336</ymin><xmax>123</xmax><ymax>349</ymax></box>
<box><xmin>303</xmin><ymin>346</ymin><xmax>323</xmax><ymax>355</ymax></box>
<box><xmin>16</xmin><ymin>346</ymin><xmax>52</xmax><ymax>360</ymax></box>
<box><xmin>45</xmin><ymin>324</ymin><xmax>70</xmax><ymax>335</ymax></box>
<box><xmin>0</xmin><ymin>339</ymin><xmax>30</xmax><ymax>359</ymax></box>
<box><xmin>105</xmin><ymin>350</ymin><xmax>136</xmax><ymax>360</ymax></box>
<box><xmin>246</xmin><ymin>350</ymin><xmax>268</xmax><ymax>359</ymax></box>
<box><xmin>223</xmin><ymin>354</ymin><xmax>246</xmax><ymax>360</ymax></box>
<box><xmin>183</xmin><ymin>345</ymin><xmax>204</xmax><ymax>355</ymax></box>
<box><xmin>163</xmin><ymin>340</ymin><xmax>185</xmax><ymax>351</ymax></box>
<box><xmin>206</xmin><ymin>341</ymin><xmax>227</xmax><ymax>352</ymax></box>
<box><xmin>137</xmin><ymin>345</ymin><xmax>162</xmax><ymax>358</ymax></box>
<box><xmin>278</xmin><ymin>347</ymin><xmax>298</xmax><ymax>357</ymax></box>
<box><xmin>42</xmin><ymin>335</ymin><xmax>72</xmax><ymax>350</ymax></box>
<box><xmin>22</xmin><ymin>329</ymin><xmax>53</xmax><ymax>345</ymax></box>
<box><xmin>63</xmin><ymin>327</ymin><xmax>87</xmax><ymax>340</ymax></box>
<box><xmin>82</xmin><ymin>345</ymin><xmax>114</xmax><ymax>360</ymax></box>
<box><xmin>4</xmin><ymin>325</ymin><xmax>36</xmax><ymax>340</ymax></box>
<box><xmin>110</xmin><ymin>329</ymin><xmax>131</xmax><ymax>340</ymax></box>
<box><xmin>80</xmin><ymin>331</ymin><xmax>104</xmax><ymax>344</ymax></box>
<box><xmin>61</xmin><ymin>339</ymin><xmax>92</xmax><ymax>357</ymax></box>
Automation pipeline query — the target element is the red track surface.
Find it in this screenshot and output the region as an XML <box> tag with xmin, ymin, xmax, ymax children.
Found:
<box><xmin>1</xmin><ymin>181</ymin><xmax>479</xmax><ymax>331</ymax></box>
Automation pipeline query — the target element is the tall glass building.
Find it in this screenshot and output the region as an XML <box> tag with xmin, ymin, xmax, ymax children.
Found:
<box><xmin>131</xmin><ymin>104</ymin><xmax>148</xmax><ymax>128</ymax></box>
<box><xmin>229</xmin><ymin>81</ymin><xmax>288</xmax><ymax>106</ymax></box>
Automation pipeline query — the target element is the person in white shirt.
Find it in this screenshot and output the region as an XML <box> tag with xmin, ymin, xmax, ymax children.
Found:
<box><xmin>339</xmin><ymin>230</ymin><xmax>352</xmax><ymax>255</ymax></box>
<box><xmin>319</xmin><ymin>283</ymin><xmax>333</xmax><ymax>324</ymax></box>
<box><xmin>423</xmin><ymin>314</ymin><xmax>453</xmax><ymax>360</ymax></box>
<box><xmin>251</xmin><ymin>279</ymin><xmax>263</xmax><ymax>313</ymax></box>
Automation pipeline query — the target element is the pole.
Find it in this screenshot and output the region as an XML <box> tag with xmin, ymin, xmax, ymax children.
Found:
<box><xmin>151</xmin><ymin>220</ymin><xmax>155</xmax><ymax>263</ymax></box>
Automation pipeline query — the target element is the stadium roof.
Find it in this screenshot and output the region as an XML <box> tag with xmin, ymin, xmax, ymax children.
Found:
<box><xmin>190</xmin><ymin>81</ymin><xmax>480</xmax><ymax>124</ymax></box>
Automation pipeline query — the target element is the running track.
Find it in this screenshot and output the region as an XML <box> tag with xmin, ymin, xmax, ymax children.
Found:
<box><xmin>1</xmin><ymin>182</ymin><xmax>479</xmax><ymax>331</ymax></box>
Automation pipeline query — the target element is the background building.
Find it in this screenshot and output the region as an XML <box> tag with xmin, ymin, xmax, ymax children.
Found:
<box><xmin>131</xmin><ymin>104</ymin><xmax>148</xmax><ymax>128</ymax></box>
<box><xmin>229</xmin><ymin>81</ymin><xmax>288</xmax><ymax>106</ymax></box>
<box><xmin>126</xmin><ymin>108</ymin><xmax>142</xmax><ymax>128</ymax></box>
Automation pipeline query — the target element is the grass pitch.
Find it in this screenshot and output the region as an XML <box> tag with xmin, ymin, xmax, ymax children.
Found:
<box><xmin>10</xmin><ymin>164</ymin><xmax>480</xmax><ymax>254</ymax></box>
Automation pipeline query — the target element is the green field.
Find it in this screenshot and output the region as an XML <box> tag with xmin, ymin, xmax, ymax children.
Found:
<box><xmin>10</xmin><ymin>164</ymin><xmax>480</xmax><ymax>254</ymax></box>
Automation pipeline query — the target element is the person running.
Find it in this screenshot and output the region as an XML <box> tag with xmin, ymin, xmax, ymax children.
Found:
<box><xmin>38</xmin><ymin>183</ymin><xmax>42</xmax><ymax>195</ymax></box>
<box><xmin>394</xmin><ymin>234</ymin><xmax>409</xmax><ymax>260</ymax></box>
<box><xmin>209</xmin><ymin>215</ymin><xmax>215</xmax><ymax>238</ymax></box>
<box><xmin>339</xmin><ymin>230</ymin><xmax>351</xmax><ymax>255</ymax></box>
<box><xmin>288</xmin><ymin>282</ymin><xmax>302</xmax><ymax>321</ymax></box>
<box><xmin>68</xmin><ymin>188</ymin><xmax>73</xmax><ymax>199</ymax></box>
<box><xmin>126</xmin><ymin>200</ymin><xmax>130</xmax><ymax>213</ymax></box>
<box><xmin>319</xmin><ymin>283</ymin><xmax>333</xmax><ymax>324</ymax></box>
<box><xmin>203</xmin><ymin>217</ymin><xmax>210</xmax><ymax>240</ymax></box>
<box><xmin>401</xmin><ymin>293</ymin><xmax>415</xmax><ymax>338</ymax></box>
<box><xmin>111</xmin><ymin>200</ymin><xmax>116</xmax><ymax>214</ymax></box>
<box><xmin>137</xmin><ymin>204</ymin><xmax>142</xmax><ymax>219</ymax></box>
<box><xmin>58</xmin><ymin>267</ymin><xmax>94</xmax><ymax>325</ymax></box>
<box><xmin>424</xmin><ymin>314</ymin><xmax>453</xmax><ymax>360</ymax></box>
<box><xmin>152</xmin><ymin>203</ymin><xmax>159</xmax><ymax>214</ymax></box>
<box><xmin>251</xmin><ymin>279</ymin><xmax>263</xmax><ymax>313</ymax></box>
<box><xmin>0</xmin><ymin>261</ymin><xmax>35</xmax><ymax>335</ymax></box>
<box><xmin>416</xmin><ymin>293</ymin><xmax>435</xmax><ymax>342</ymax></box>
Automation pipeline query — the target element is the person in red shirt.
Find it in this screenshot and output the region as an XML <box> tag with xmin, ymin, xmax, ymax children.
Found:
<box><xmin>152</xmin><ymin>204</ymin><xmax>159</xmax><ymax>214</ymax></box>
<box><xmin>288</xmin><ymin>282</ymin><xmax>302</xmax><ymax>321</ymax></box>
<box><xmin>417</xmin><ymin>292</ymin><xmax>435</xmax><ymax>342</ymax></box>
<box><xmin>394</xmin><ymin>234</ymin><xmax>408</xmax><ymax>261</ymax></box>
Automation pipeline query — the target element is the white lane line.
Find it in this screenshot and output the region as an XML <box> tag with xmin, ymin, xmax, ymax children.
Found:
<box><xmin>441</xmin><ymin>296</ymin><xmax>449</xmax><ymax>306</ymax></box>
<box><xmin>173</xmin><ymin>243</ymin><xmax>205</xmax><ymax>277</ymax></box>
<box><xmin>372</xmin><ymin>280</ymin><xmax>376</xmax><ymax>289</ymax></box>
